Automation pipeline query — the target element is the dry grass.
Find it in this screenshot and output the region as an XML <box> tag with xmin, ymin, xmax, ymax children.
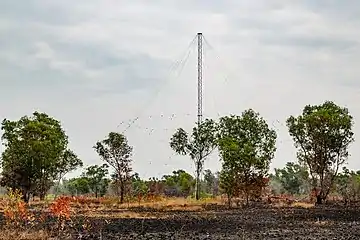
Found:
<box><xmin>0</xmin><ymin>230</ymin><xmax>49</xmax><ymax>240</ymax></box>
<box><xmin>81</xmin><ymin>210</ymin><xmax>165</xmax><ymax>219</ymax></box>
<box><xmin>22</xmin><ymin>196</ymin><xmax>316</xmax><ymax>218</ymax></box>
<box><xmin>116</xmin><ymin>197</ymin><xmax>221</xmax><ymax>211</ymax></box>
<box><xmin>0</xmin><ymin>196</ymin><xmax>327</xmax><ymax>239</ymax></box>
<box><xmin>291</xmin><ymin>202</ymin><xmax>314</xmax><ymax>208</ymax></box>
<box><xmin>313</xmin><ymin>220</ymin><xmax>332</xmax><ymax>226</ymax></box>
<box><xmin>272</xmin><ymin>201</ymin><xmax>315</xmax><ymax>209</ymax></box>
<box><xmin>77</xmin><ymin>197</ymin><xmax>223</xmax><ymax>219</ymax></box>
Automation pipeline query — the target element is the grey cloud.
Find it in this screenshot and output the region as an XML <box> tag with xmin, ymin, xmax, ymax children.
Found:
<box><xmin>0</xmin><ymin>25</ymin><xmax>170</xmax><ymax>95</ymax></box>
<box><xmin>172</xmin><ymin>0</ymin><xmax>284</xmax><ymax>13</ymax></box>
<box><xmin>48</xmin><ymin>41</ymin><xmax>166</xmax><ymax>71</ymax></box>
<box><xmin>301</xmin><ymin>0</ymin><xmax>360</xmax><ymax>21</ymax></box>
<box><xmin>174</xmin><ymin>0</ymin><xmax>238</xmax><ymax>12</ymax></box>
<box><xmin>0</xmin><ymin>59</ymin><xmax>68</xmax><ymax>89</ymax></box>
<box><xmin>0</xmin><ymin>45</ymin><xmax>170</xmax><ymax>97</ymax></box>
<box><xmin>261</xmin><ymin>35</ymin><xmax>359</xmax><ymax>51</ymax></box>
<box><xmin>0</xmin><ymin>0</ymin><xmax>84</xmax><ymax>25</ymax></box>
<box><xmin>2</xmin><ymin>0</ymin><xmax>360</xmax><ymax>178</ymax></box>
<box><xmin>0</xmin><ymin>0</ymin><xmax>172</xmax><ymax>95</ymax></box>
<box><xmin>51</xmin><ymin>41</ymin><xmax>171</xmax><ymax>92</ymax></box>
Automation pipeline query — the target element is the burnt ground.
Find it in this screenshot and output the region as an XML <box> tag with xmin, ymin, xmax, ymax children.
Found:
<box><xmin>61</xmin><ymin>204</ymin><xmax>360</xmax><ymax>240</ymax></box>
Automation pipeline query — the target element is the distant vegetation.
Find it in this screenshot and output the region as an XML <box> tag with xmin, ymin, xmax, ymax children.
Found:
<box><xmin>0</xmin><ymin>100</ymin><xmax>357</xmax><ymax>205</ymax></box>
<box><xmin>0</xmin><ymin>100</ymin><xmax>359</xmax><ymax>239</ymax></box>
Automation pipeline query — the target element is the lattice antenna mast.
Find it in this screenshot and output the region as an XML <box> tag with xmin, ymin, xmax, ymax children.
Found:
<box><xmin>194</xmin><ymin>32</ymin><xmax>203</xmax><ymax>200</ymax></box>
<box><xmin>197</xmin><ymin>32</ymin><xmax>203</xmax><ymax>127</ymax></box>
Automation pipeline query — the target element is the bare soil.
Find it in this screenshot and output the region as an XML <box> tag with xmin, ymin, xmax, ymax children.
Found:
<box><xmin>62</xmin><ymin>204</ymin><xmax>360</xmax><ymax>240</ymax></box>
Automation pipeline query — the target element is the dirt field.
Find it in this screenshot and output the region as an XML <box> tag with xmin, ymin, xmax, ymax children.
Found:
<box><xmin>61</xmin><ymin>205</ymin><xmax>360</xmax><ymax>239</ymax></box>
<box><xmin>1</xmin><ymin>199</ymin><xmax>360</xmax><ymax>239</ymax></box>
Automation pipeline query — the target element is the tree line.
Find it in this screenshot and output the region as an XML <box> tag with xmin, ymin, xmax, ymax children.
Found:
<box><xmin>0</xmin><ymin>101</ymin><xmax>355</xmax><ymax>205</ymax></box>
<box><xmin>54</xmin><ymin>168</ymin><xmax>219</xmax><ymax>200</ymax></box>
<box><xmin>54</xmin><ymin>162</ymin><xmax>360</xmax><ymax>206</ymax></box>
<box><xmin>170</xmin><ymin>100</ymin><xmax>354</xmax><ymax>204</ymax></box>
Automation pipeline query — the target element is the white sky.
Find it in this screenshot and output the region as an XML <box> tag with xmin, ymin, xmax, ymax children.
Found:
<box><xmin>1</xmin><ymin>0</ymin><xmax>360</xmax><ymax>179</ymax></box>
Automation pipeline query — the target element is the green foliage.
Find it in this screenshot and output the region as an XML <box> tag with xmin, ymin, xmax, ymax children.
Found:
<box><xmin>335</xmin><ymin>167</ymin><xmax>360</xmax><ymax>203</ymax></box>
<box><xmin>53</xmin><ymin>150</ymin><xmax>83</xmax><ymax>197</ymax></box>
<box><xmin>170</xmin><ymin>118</ymin><xmax>218</xmax><ymax>200</ymax></box>
<box><xmin>0</xmin><ymin>112</ymin><xmax>81</xmax><ymax>202</ymax></box>
<box><xmin>217</xmin><ymin>109</ymin><xmax>277</xmax><ymax>204</ymax></box>
<box><xmin>94</xmin><ymin>132</ymin><xmax>133</xmax><ymax>203</ymax></box>
<box><xmin>82</xmin><ymin>164</ymin><xmax>110</xmax><ymax>198</ymax></box>
<box><xmin>65</xmin><ymin>177</ymin><xmax>90</xmax><ymax>196</ymax></box>
<box><xmin>202</xmin><ymin>169</ymin><xmax>219</xmax><ymax>196</ymax></box>
<box><xmin>273</xmin><ymin>162</ymin><xmax>310</xmax><ymax>195</ymax></box>
<box><xmin>219</xmin><ymin>167</ymin><xmax>237</xmax><ymax>206</ymax></box>
<box><xmin>162</xmin><ymin>169</ymin><xmax>195</xmax><ymax>197</ymax></box>
<box><xmin>287</xmin><ymin>101</ymin><xmax>354</xmax><ymax>203</ymax></box>
<box><xmin>170</xmin><ymin>119</ymin><xmax>217</xmax><ymax>161</ymax></box>
<box><xmin>130</xmin><ymin>173</ymin><xmax>148</xmax><ymax>195</ymax></box>
<box><xmin>267</xmin><ymin>175</ymin><xmax>285</xmax><ymax>195</ymax></box>
<box><xmin>56</xmin><ymin>150</ymin><xmax>83</xmax><ymax>180</ymax></box>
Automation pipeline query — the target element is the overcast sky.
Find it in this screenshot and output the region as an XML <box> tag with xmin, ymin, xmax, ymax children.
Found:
<box><xmin>1</xmin><ymin>0</ymin><xmax>360</xmax><ymax>179</ymax></box>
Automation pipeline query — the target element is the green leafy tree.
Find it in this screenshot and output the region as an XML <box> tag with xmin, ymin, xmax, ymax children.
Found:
<box><xmin>217</xmin><ymin>109</ymin><xmax>277</xmax><ymax>205</ymax></box>
<box><xmin>170</xmin><ymin>119</ymin><xmax>217</xmax><ymax>200</ymax></box>
<box><xmin>268</xmin><ymin>173</ymin><xmax>285</xmax><ymax>195</ymax></box>
<box><xmin>203</xmin><ymin>169</ymin><xmax>216</xmax><ymax>196</ymax></box>
<box><xmin>336</xmin><ymin>167</ymin><xmax>352</xmax><ymax>203</ymax></box>
<box><xmin>82</xmin><ymin>164</ymin><xmax>109</xmax><ymax>198</ymax></box>
<box><xmin>287</xmin><ymin>101</ymin><xmax>354</xmax><ymax>204</ymax></box>
<box><xmin>274</xmin><ymin>162</ymin><xmax>310</xmax><ymax>195</ymax></box>
<box><xmin>94</xmin><ymin>132</ymin><xmax>133</xmax><ymax>203</ymax></box>
<box><xmin>56</xmin><ymin>150</ymin><xmax>83</xmax><ymax>183</ymax></box>
<box><xmin>219</xmin><ymin>166</ymin><xmax>237</xmax><ymax>207</ymax></box>
<box><xmin>162</xmin><ymin>169</ymin><xmax>194</xmax><ymax>197</ymax></box>
<box><xmin>130</xmin><ymin>173</ymin><xmax>148</xmax><ymax>196</ymax></box>
<box><xmin>0</xmin><ymin>112</ymin><xmax>78</xmax><ymax>202</ymax></box>
<box><xmin>335</xmin><ymin>167</ymin><xmax>360</xmax><ymax>204</ymax></box>
<box><xmin>213</xmin><ymin>171</ymin><xmax>220</xmax><ymax>196</ymax></box>
<box><xmin>54</xmin><ymin>150</ymin><xmax>83</xmax><ymax>197</ymax></box>
<box><xmin>65</xmin><ymin>177</ymin><xmax>90</xmax><ymax>196</ymax></box>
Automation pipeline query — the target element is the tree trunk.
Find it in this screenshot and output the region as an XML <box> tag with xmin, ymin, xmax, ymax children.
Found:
<box><xmin>120</xmin><ymin>184</ymin><xmax>125</xmax><ymax>204</ymax></box>
<box><xmin>195</xmin><ymin>179</ymin><xmax>200</xmax><ymax>200</ymax></box>
<box><xmin>227</xmin><ymin>193</ymin><xmax>232</xmax><ymax>208</ymax></box>
<box><xmin>22</xmin><ymin>191</ymin><xmax>29</xmax><ymax>203</ymax></box>
<box><xmin>316</xmin><ymin>195</ymin><xmax>323</xmax><ymax>204</ymax></box>
<box><xmin>39</xmin><ymin>192</ymin><xmax>46</xmax><ymax>201</ymax></box>
<box><xmin>116</xmin><ymin>181</ymin><xmax>121</xmax><ymax>196</ymax></box>
<box><xmin>195</xmin><ymin>163</ymin><xmax>201</xmax><ymax>200</ymax></box>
